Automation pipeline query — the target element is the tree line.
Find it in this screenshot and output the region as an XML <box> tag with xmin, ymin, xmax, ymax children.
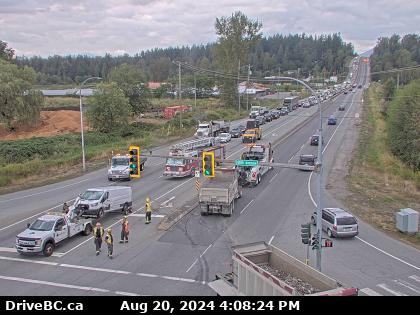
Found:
<box><xmin>13</xmin><ymin>33</ymin><xmax>354</xmax><ymax>86</ymax></box>
<box><xmin>369</xmin><ymin>34</ymin><xmax>420</xmax><ymax>172</ymax></box>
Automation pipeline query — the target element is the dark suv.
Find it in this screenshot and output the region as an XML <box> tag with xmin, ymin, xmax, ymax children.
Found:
<box><xmin>299</xmin><ymin>154</ymin><xmax>316</xmax><ymax>168</ymax></box>
<box><xmin>310</xmin><ymin>135</ymin><xmax>324</xmax><ymax>146</ymax></box>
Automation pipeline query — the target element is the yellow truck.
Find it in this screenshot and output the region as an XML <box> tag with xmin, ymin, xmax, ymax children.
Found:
<box><xmin>242</xmin><ymin>119</ymin><xmax>262</xmax><ymax>143</ymax></box>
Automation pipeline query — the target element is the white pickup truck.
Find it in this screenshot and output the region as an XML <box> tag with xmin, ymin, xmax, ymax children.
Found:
<box><xmin>15</xmin><ymin>210</ymin><xmax>93</xmax><ymax>257</ymax></box>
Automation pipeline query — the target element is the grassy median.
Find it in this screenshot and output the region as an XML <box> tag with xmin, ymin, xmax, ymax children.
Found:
<box><xmin>345</xmin><ymin>82</ymin><xmax>420</xmax><ymax>247</ymax></box>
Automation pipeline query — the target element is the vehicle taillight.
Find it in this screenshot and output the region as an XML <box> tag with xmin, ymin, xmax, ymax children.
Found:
<box><xmin>166</xmin><ymin>166</ymin><xmax>170</xmax><ymax>171</ymax></box>
<box><xmin>252</xmin><ymin>172</ymin><xmax>257</xmax><ymax>178</ymax></box>
<box><xmin>333</xmin><ymin>225</ymin><xmax>337</xmax><ymax>231</ymax></box>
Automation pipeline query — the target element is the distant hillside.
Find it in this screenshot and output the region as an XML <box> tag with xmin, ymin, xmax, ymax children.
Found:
<box><xmin>13</xmin><ymin>33</ymin><xmax>355</xmax><ymax>85</ymax></box>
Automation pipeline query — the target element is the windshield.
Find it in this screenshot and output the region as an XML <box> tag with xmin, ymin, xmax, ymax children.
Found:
<box><xmin>300</xmin><ymin>156</ymin><xmax>314</xmax><ymax>162</ymax></box>
<box><xmin>250</xmin><ymin>106</ymin><xmax>260</xmax><ymax>111</ymax></box>
<box><xmin>112</xmin><ymin>157</ymin><xmax>129</xmax><ymax>166</ymax></box>
<box><xmin>30</xmin><ymin>219</ymin><xmax>55</xmax><ymax>231</ymax></box>
<box><xmin>198</xmin><ymin>124</ymin><xmax>209</xmax><ymax>129</ymax></box>
<box><xmin>337</xmin><ymin>217</ymin><xmax>357</xmax><ymax>225</ymax></box>
<box><xmin>220</xmin><ymin>133</ymin><xmax>229</xmax><ymax>137</ymax></box>
<box><xmin>80</xmin><ymin>190</ymin><xmax>103</xmax><ymax>201</ymax></box>
<box><xmin>166</xmin><ymin>158</ymin><xmax>185</xmax><ymax>166</ymax></box>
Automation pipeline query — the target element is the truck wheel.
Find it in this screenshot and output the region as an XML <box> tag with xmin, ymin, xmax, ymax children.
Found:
<box><xmin>108</xmin><ymin>177</ymin><xmax>112</xmax><ymax>181</ymax></box>
<box><xmin>122</xmin><ymin>203</ymin><xmax>129</xmax><ymax>215</ymax></box>
<box><xmin>311</xmin><ymin>216</ymin><xmax>316</xmax><ymax>225</ymax></box>
<box><xmin>327</xmin><ymin>229</ymin><xmax>334</xmax><ymax>238</ymax></box>
<box><xmin>257</xmin><ymin>175</ymin><xmax>261</xmax><ymax>185</ymax></box>
<box><xmin>83</xmin><ymin>224</ymin><xmax>92</xmax><ymax>236</ymax></box>
<box><xmin>140</xmin><ymin>164</ymin><xmax>144</xmax><ymax>171</ymax></box>
<box><xmin>200</xmin><ymin>211</ymin><xmax>208</xmax><ymax>216</ymax></box>
<box><xmin>43</xmin><ymin>242</ymin><xmax>54</xmax><ymax>257</ymax></box>
<box><xmin>97</xmin><ymin>208</ymin><xmax>104</xmax><ymax>219</ymax></box>
<box><xmin>237</xmin><ymin>189</ymin><xmax>242</xmax><ymax>198</ymax></box>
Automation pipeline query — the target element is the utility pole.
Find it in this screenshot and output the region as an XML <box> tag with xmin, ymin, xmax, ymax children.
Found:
<box><xmin>246</xmin><ymin>64</ymin><xmax>251</xmax><ymax>111</ymax></box>
<box><xmin>277</xmin><ymin>67</ymin><xmax>281</xmax><ymax>106</ymax></box>
<box><xmin>178</xmin><ymin>62</ymin><xmax>182</xmax><ymax>130</ymax></box>
<box><xmin>194</xmin><ymin>72</ymin><xmax>197</xmax><ymax>109</ymax></box>
<box><xmin>238</xmin><ymin>59</ymin><xmax>241</xmax><ymax>113</ymax></box>
<box><xmin>397</xmin><ymin>73</ymin><xmax>400</xmax><ymax>90</ymax></box>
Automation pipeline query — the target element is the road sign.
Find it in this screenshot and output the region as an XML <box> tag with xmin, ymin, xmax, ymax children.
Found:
<box><xmin>235</xmin><ymin>160</ymin><xmax>259</xmax><ymax>167</ymax></box>
<box><xmin>195</xmin><ymin>170</ymin><xmax>200</xmax><ymax>178</ymax></box>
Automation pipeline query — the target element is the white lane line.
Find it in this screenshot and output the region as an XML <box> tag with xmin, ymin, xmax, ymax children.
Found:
<box><xmin>186</xmin><ymin>259</ymin><xmax>198</xmax><ymax>273</ymax></box>
<box><xmin>129</xmin><ymin>214</ymin><xmax>165</xmax><ymax>218</ymax></box>
<box><xmin>0</xmin><ymin>254</ymin><xmax>204</xmax><ymax>285</ymax></box>
<box><xmin>200</xmin><ymin>244</ymin><xmax>212</xmax><ymax>257</ymax></box>
<box><xmin>0</xmin><ymin>255</ymin><xmax>58</xmax><ymax>266</ymax></box>
<box><xmin>0</xmin><ymin>179</ymin><xmax>89</xmax><ymax>203</ymax></box>
<box><xmin>268</xmin><ymin>235</ymin><xmax>275</xmax><ymax>245</ymax></box>
<box><xmin>61</xmin><ymin>178</ymin><xmax>194</xmax><ymax>256</ymax></box>
<box><xmin>269</xmin><ymin>172</ymin><xmax>279</xmax><ymax>183</ymax></box>
<box><xmin>409</xmin><ymin>275</ymin><xmax>420</xmax><ymax>283</ymax></box>
<box><xmin>0</xmin><ymin>198</ymin><xmax>76</xmax><ymax>232</ymax></box>
<box><xmin>0</xmin><ymin>247</ymin><xmax>64</xmax><ymax>257</ymax></box>
<box><xmin>136</xmin><ymin>273</ymin><xmax>159</xmax><ymax>278</ymax></box>
<box><xmin>359</xmin><ymin>288</ymin><xmax>383</xmax><ymax>296</ymax></box>
<box><xmin>240</xmin><ymin>199</ymin><xmax>255</xmax><ymax>214</ymax></box>
<box><xmin>355</xmin><ymin>237</ymin><xmax>420</xmax><ymax>272</ymax></box>
<box><xmin>393</xmin><ymin>279</ymin><xmax>420</xmax><ymax>294</ymax></box>
<box><xmin>186</xmin><ymin>244</ymin><xmax>213</xmax><ymax>273</ymax></box>
<box><xmin>59</xmin><ymin>264</ymin><xmax>131</xmax><ymax>275</ymax></box>
<box><xmin>377</xmin><ymin>283</ymin><xmax>408</xmax><ymax>296</ymax></box>
<box><xmin>0</xmin><ymin>274</ymin><xmax>109</xmax><ymax>293</ymax></box>
<box><xmin>227</xmin><ymin>147</ymin><xmax>245</xmax><ymax>159</ymax></box>
<box><xmin>308</xmin><ymin>172</ymin><xmax>317</xmax><ymax>207</ymax></box>
<box><xmin>115</xmin><ymin>291</ymin><xmax>141</xmax><ymax>296</ymax></box>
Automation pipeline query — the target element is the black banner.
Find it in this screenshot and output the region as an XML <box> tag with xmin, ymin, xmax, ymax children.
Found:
<box><xmin>0</xmin><ymin>296</ymin><xmax>407</xmax><ymax>314</ymax></box>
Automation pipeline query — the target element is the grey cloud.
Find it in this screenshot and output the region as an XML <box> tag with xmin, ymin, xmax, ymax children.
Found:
<box><xmin>0</xmin><ymin>0</ymin><xmax>417</xmax><ymax>56</ymax></box>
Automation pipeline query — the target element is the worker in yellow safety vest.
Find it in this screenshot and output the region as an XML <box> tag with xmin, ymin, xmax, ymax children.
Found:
<box><xmin>105</xmin><ymin>228</ymin><xmax>114</xmax><ymax>259</ymax></box>
<box><xmin>145</xmin><ymin>197</ymin><xmax>152</xmax><ymax>224</ymax></box>
<box><xmin>93</xmin><ymin>222</ymin><xmax>104</xmax><ymax>256</ymax></box>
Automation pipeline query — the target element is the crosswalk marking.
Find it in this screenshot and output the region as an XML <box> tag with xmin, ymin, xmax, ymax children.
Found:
<box><xmin>393</xmin><ymin>280</ymin><xmax>420</xmax><ymax>294</ymax></box>
<box><xmin>377</xmin><ymin>284</ymin><xmax>408</xmax><ymax>296</ymax></box>
<box><xmin>359</xmin><ymin>288</ymin><xmax>383</xmax><ymax>296</ymax></box>
<box><xmin>408</xmin><ymin>275</ymin><xmax>420</xmax><ymax>284</ymax></box>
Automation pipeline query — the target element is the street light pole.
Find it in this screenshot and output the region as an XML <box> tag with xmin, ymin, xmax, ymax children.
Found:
<box><xmin>79</xmin><ymin>76</ymin><xmax>102</xmax><ymax>172</ymax></box>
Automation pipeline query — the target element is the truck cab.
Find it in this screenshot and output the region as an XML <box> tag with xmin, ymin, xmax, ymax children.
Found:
<box><xmin>16</xmin><ymin>211</ymin><xmax>92</xmax><ymax>257</ymax></box>
<box><xmin>108</xmin><ymin>154</ymin><xmax>146</xmax><ymax>181</ymax></box>
<box><xmin>242</xmin><ymin>119</ymin><xmax>262</xmax><ymax>143</ymax></box>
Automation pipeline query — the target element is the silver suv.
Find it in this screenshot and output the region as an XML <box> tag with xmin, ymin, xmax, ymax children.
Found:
<box><xmin>311</xmin><ymin>208</ymin><xmax>358</xmax><ymax>238</ymax></box>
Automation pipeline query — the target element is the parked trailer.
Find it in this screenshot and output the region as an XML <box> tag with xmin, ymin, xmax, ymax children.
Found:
<box><xmin>199</xmin><ymin>167</ymin><xmax>242</xmax><ymax>216</ymax></box>
<box><xmin>208</xmin><ymin>242</ymin><xmax>358</xmax><ymax>296</ymax></box>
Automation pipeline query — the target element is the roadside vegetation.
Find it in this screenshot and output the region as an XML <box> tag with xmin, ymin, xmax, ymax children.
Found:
<box><xmin>346</xmin><ymin>82</ymin><xmax>420</xmax><ymax>246</ymax></box>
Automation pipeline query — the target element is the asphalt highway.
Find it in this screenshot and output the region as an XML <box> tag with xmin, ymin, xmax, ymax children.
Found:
<box><xmin>0</xmin><ymin>59</ymin><xmax>419</xmax><ymax>296</ymax></box>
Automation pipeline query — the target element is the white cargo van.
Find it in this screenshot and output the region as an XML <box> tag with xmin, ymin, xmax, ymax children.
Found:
<box><xmin>75</xmin><ymin>186</ymin><xmax>132</xmax><ymax>218</ymax></box>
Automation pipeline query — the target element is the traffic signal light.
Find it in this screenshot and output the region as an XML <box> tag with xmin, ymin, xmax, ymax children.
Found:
<box><xmin>129</xmin><ymin>145</ymin><xmax>140</xmax><ymax>178</ymax></box>
<box><xmin>311</xmin><ymin>235</ymin><xmax>319</xmax><ymax>250</ymax></box>
<box><xmin>301</xmin><ymin>223</ymin><xmax>311</xmax><ymax>245</ymax></box>
<box><xmin>202</xmin><ymin>151</ymin><xmax>215</xmax><ymax>178</ymax></box>
<box><xmin>324</xmin><ymin>239</ymin><xmax>333</xmax><ymax>248</ymax></box>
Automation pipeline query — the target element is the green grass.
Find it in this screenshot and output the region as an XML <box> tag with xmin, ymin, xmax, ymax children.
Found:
<box><xmin>43</xmin><ymin>96</ymin><xmax>80</xmax><ymax>108</ymax></box>
<box><xmin>346</xmin><ymin>82</ymin><xmax>420</xmax><ymax>247</ymax></box>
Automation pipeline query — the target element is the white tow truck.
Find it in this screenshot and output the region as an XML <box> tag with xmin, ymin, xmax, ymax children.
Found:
<box><xmin>238</xmin><ymin>143</ymin><xmax>274</xmax><ymax>186</ymax></box>
<box><xmin>16</xmin><ymin>209</ymin><xmax>93</xmax><ymax>257</ymax></box>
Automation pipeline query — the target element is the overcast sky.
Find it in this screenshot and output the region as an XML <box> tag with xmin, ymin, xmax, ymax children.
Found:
<box><xmin>1</xmin><ymin>0</ymin><xmax>419</xmax><ymax>57</ymax></box>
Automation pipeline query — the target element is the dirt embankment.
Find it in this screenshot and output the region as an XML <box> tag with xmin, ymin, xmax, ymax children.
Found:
<box><xmin>0</xmin><ymin>110</ymin><xmax>88</xmax><ymax>140</ymax></box>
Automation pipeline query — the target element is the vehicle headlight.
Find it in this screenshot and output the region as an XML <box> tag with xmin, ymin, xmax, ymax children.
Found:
<box><xmin>108</xmin><ymin>169</ymin><xmax>112</xmax><ymax>174</ymax></box>
<box><xmin>16</xmin><ymin>237</ymin><xmax>19</xmax><ymax>244</ymax></box>
<box><xmin>92</xmin><ymin>202</ymin><xmax>98</xmax><ymax>207</ymax></box>
<box><xmin>123</xmin><ymin>169</ymin><xmax>130</xmax><ymax>174</ymax></box>
<box><xmin>35</xmin><ymin>239</ymin><xmax>42</xmax><ymax>246</ymax></box>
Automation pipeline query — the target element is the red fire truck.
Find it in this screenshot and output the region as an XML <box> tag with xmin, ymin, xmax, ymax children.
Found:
<box><xmin>163</xmin><ymin>138</ymin><xmax>225</xmax><ymax>177</ymax></box>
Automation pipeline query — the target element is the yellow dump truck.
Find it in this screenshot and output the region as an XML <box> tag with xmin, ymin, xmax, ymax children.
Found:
<box><xmin>242</xmin><ymin>119</ymin><xmax>262</xmax><ymax>143</ymax></box>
